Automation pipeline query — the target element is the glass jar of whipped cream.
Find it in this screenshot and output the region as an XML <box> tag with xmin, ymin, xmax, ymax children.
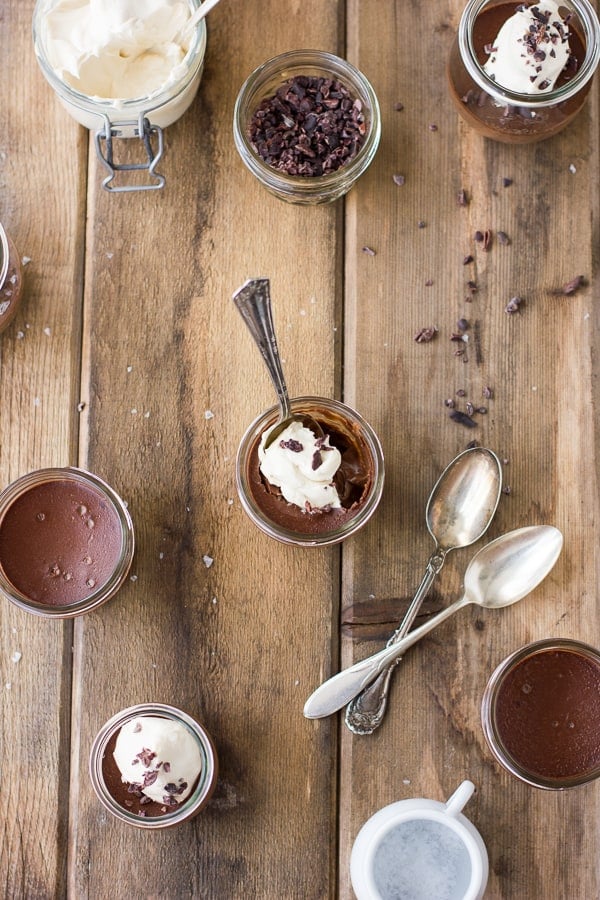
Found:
<box><xmin>447</xmin><ymin>0</ymin><xmax>600</xmax><ymax>142</ymax></box>
<box><xmin>0</xmin><ymin>223</ymin><xmax>24</xmax><ymax>335</ymax></box>
<box><xmin>32</xmin><ymin>0</ymin><xmax>207</xmax><ymax>191</ymax></box>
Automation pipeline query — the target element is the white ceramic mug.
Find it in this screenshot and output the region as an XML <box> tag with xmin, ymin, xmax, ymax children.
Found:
<box><xmin>350</xmin><ymin>781</ymin><xmax>488</xmax><ymax>900</ymax></box>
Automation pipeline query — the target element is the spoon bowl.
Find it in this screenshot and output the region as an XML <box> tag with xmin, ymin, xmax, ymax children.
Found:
<box><xmin>233</xmin><ymin>278</ymin><xmax>324</xmax><ymax>447</ymax></box>
<box><xmin>345</xmin><ymin>446</ymin><xmax>502</xmax><ymax>735</ymax></box>
<box><xmin>306</xmin><ymin>525</ymin><xmax>563</xmax><ymax>719</ymax></box>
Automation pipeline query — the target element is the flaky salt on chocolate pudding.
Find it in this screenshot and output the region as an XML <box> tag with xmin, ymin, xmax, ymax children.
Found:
<box><xmin>236</xmin><ymin>397</ymin><xmax>384</xmax><ymax>546</ymax></box>
<box><xmin>448</xmin><ymin>0</ymin><xmax>600</xmax><ymax>142</ymax></box>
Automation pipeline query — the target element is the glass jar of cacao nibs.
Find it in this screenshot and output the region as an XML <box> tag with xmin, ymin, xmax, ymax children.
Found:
<box><xmin>233</xmin><ymin>50</ymin><xmax>381</xmax><ymax>204</ymax></box>
<box><xmin>0</xmin><ymin>223</ymin><xmax>24</xmax><ymax>335</ymax></box>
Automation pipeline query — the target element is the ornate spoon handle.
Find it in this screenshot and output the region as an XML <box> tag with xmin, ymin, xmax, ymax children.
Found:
<box><xmin>344</xmin><ymin>550</ymin><xmax>446</xmax><ymax>735</ymax></box>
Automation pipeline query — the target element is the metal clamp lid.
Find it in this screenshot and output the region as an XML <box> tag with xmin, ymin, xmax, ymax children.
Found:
<box><xmin>94</xmin><ymin>113</ymin><xmax>165</xmax><ymax>192</ymax></box>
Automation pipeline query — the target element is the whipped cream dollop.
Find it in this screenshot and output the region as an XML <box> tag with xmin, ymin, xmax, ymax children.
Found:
<box><xmin>113</xmin><ymin>715</ymin><xmax>202</xmax><ymax>806</ymax></box>
<box><xmin>42</xmin><ymin>0</ymin><xmax>192</xmax><ymax>100</ymax></box>
<box><xmin>259</xmin><ymin>420</ymin><xmax>342</xmax><ymax>512</ymax></box>
<box><xmin>483</xmin><ymin>1</ymin><xmax>571</xmax><ymax>93</ymax></box>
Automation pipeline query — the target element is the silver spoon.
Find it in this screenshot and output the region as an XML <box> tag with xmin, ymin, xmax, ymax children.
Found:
<box><xmin>345</xmin><ymin>446</ymin><xmax>502</xmax><ymax>735</ymax></box>
<box><xmin>233</xmin><ymin>278</ymin><xmax>324</xmax><ymax>448</ymax></box>
<box><xmin>304</xmin><ymin>525</ymin><xmax>563</xmax><ymax>719</ymax></box>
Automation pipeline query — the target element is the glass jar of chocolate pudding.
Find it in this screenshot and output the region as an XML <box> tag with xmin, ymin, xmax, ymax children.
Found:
<box><xmin>0</xmin><ymin>223</ymin><xmax>24</xmax><ymax>335</ymax></box>
<box><xmin>236</xmin><ymin>396</ymin><xmax>384</xmax><ymax>546</ymax></box>
<box><xmin>482</xmin><ymin>638</ymin><xmax>600</xmax><ymax>789</ymax></box>
<box><xmin>448</xmin><ymin>0</ymin><xmax>600</xmax><ymax>142</ymax></box>
<box><xmin>89</xmin><ymin>703</ymin><xmax>218</xmax><ymax>828</ymax></box>
<box><xmin>0</xmin><ymin>467</ymin><xmax>134</xmax><ymax>618</ymax></box>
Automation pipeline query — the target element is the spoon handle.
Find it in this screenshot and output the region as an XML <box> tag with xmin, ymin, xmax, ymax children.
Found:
<box><xmin>233</xmin><ymin>278</ymin><xmax>291</xmax><ymax>420</ymax></box>
<box><xmin>344</xmin><ymin>550</ymin><xmax>446</xmax><ymax>735</ymax></box>
<box><xmin>304</xmin><ymin>595</ymin><xmax>469</xmax><ymax>719</ymax></box>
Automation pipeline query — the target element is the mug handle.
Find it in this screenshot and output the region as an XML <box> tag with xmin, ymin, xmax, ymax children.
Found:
<box><xmin>445</xmin><ymin>780</ymin><xmax>475</xmax><ymax>818</ymax></box>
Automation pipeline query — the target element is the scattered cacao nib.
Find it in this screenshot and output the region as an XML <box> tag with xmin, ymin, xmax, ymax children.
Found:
<box><xmin>163</xmin><ymin>783</ymin><xmax>178</xmax><ymax>794</ymax></box>
<box><xmin>505</xmin><ymin>296</ymin><xmax>523</xmax><ymax>314</ymax></box>
<box><xmin>502</xmin><ymin>485</ymin><xmax>512</xmax><ymax>495</ymax></box>
<box><xmin>140</xmin><ymin>795</ymin><xmax>152</xmax><ymax>805</ymax></box>
<box><xmin>362</xmin><ymin>245</ymin><xmax>376</xmax><ymax>256</ymax></box>
<box><xmin>456</xmin><ymin>389</ymin><xmax>466</xmax><ymax>397</ymax></box>
<box><xmin>133</xmin><ymin>723</ymin><xmax>142</xmax><ymax>733</ymax></box>
<box><xmin>457</xmin><ymin>318</ymin><xmax>469</xmax><ymax>331</ymax></box>
<box><xmin>280</xmin><ymin>439</ymin><xmax>303</xmax><ymax>452</ymax></box>
<box><xmin>393</xmin><ymin>174</ymin><xmax>406</xmax><ymax>186</ymax></box>
<box><xmin>560</xmin><ymin>275</ymin><xmax>585</xmax><ymax>295</ymax></box>
<box><xmin>463</xmin><ymin>254</ymin><xmax>474</xmax><ymax>265</ymax></box>
<box><xmin>163</xmin><ymin>762</ymin><xmax>171</xmax><ymax>773</ymax></box>
<box><xmin>502</xmin><ymin>177</ymin><xmax>513</xmax><ymax>187</ymax></box>
<box><xmin>429</xmin><ymin>123</ymin><xmax>438</xmax><ymax>131</ymax></box>
<box><xmin>481</xmin><ymin>229</ymin><xmax>492</xmax><ymax>251</ymax></box>
<box><xmin>477</xmin><ymin>406</ymin><xmax>488</xmax><ymax>414</ymax></box>
<box><xmin>497</xmin><ymin>231</ymin><xmax>510</xmax><ymax>245</ymax></box>
<box><xmin>394</xmin><ymin>101</ymin><xmax>404</xmax><ymax>111</ymax></box>
<box><xmin>474</xmin><ymin>230</ymin><xmax>484</xmax><ymax>243</ymax></box>
<box><xmin>312</xmin><ymin>450</ymin><xmax>323</xmax><ymax>470</ymax></box>
<box><xmin>482</xmin><ymin>385</ymin><xmax>494</xmax><ymax>399</ymax></box>
<box><xmin>466</xmin><ymin>440</ymin><xmax>479</xmax><ymax>449</ymax></box>
<box><xmin>465</xmin><ymin>401</ymin><xmax>475</xmax><ymax>416</ymax></box>
<box><xmin>414</xmin><ymin>326</ymin><xmax>437</xmax><ymax>343</ymax></box>
<box><xmin>248</xmin><ymin>74</ymin><xmax>367</xmax><ymax>177</ymax></box>
<box><xmin>450</xmin><ymin>332</ymin><xmax>468</xmax><ymax>342</ymax></box>
<box><xmin>449</xmin><ymin>409</ymin><xmax>477</xmax><ymax>428</ymax></box>
<box><xmin>127</xmin><ymin>783</ymin><xmax>143</xmax><ymax>795</ymax></box>
<box><xmin>444</xmin><ymin>398</ymin><xmax>456</xmax><ymax>408</ymax></box>
<box><xmin>137</xmin><ymin>748</ymin><xmax>156</xmax><ymax>768</ymax></box>
<box><xmin>143</xmin><ymin>770</ymin><xmax>158</xmax><ymax>787</ymax></box>
<box><xmin>425</xmin><ymin>279</ymin><xmax>434</xmax><ymax>286</ymax></box>
<box><xmin>138</xmin><ymin>810</ymin><xmax>147</xmax><ymax>817</ymax></box>
<box><xmin>417</xmin><ymin>220</ymin><xmax>426</xmax><ymax>229</ymax></box>
<box><xmin>467</xmin><ymin>280</ymin><xmax>478</xmax><ymax>293</ymax></box>
<box><xmin>457</xmin><ymin>189</ymin><xmax>469</xmax><ymax>207</ymax></box>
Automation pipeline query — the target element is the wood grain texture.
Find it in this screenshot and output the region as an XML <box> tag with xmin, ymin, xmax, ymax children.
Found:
<box><xmin>0</xmin><ymin>0</ymin><xmax>599</xmax><ymax>897</ymax></box>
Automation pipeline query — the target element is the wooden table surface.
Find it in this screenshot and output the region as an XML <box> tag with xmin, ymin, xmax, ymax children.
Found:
<box><xmin>1</xmin><ymin>1</ymin><xmax>599</xmax><ymax>897</ymax></box>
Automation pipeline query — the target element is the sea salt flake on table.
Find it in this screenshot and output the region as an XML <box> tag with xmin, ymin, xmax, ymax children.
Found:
<box><xmin>204</xmin><ymin>410</ymin><xmax>214</xmax><ymax>420</ymax></box>
<box><xmin>11</xmin><ymin>651</ymin><xmax>22</xmax><ymax>663</ymax></box>
<box><xmin>203</xmin><ymin>555</ymin><xmax>214</xmax><ymax>568</ymax></box>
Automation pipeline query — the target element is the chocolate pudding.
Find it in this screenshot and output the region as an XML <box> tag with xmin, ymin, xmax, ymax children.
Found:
<box><xmin>487</xmin><ymin>641</ymin><xmax>600</xmax><ymax>786</ymax></box>
<box><xmin>247</xmin><ymin>409</ymin><xmax>374</xmax><ymax>536</ymax></box>
<box><xmin>447</xmin><ymin>1</ymin><xmax>594</xmax><ymax>142</ymax></box>
<box><xmin>101</xmin><ymin>722</ymin><xmax>201</xmax><ymax>819</ymax></box>
<box><xmin>0</xmin><ymin>476</ymin><xmax>124</xmax><ymax>606</ymax></box>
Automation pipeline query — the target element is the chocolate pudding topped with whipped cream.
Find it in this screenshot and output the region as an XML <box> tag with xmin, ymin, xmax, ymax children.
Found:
<box><xmin>447</xmin><ymin>0</ymin><xmax>598</xmax><ymax>142</ymax></box>
<box><xmin>237</xmin><ymin>397</ymin><xmax>384</xmax><ymax>544</ymax></box>
<box><xmin>250</xmin><ymin>411</ymin><xmax>372</xmax><ymax>534</ymax></box>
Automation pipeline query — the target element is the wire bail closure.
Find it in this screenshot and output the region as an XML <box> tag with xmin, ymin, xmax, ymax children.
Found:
<box><xmin>94</xmin><ymin>112</ymin><xmax>166</xmax><ymax>192</ymax></box>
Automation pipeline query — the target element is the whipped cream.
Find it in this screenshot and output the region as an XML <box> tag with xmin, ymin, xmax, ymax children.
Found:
<box><xmin>42</xmin><ymin>0</ymin><xmax>192</xmax><ymax>100</ymax></box>
<box><xmin>113</xmin><ymin>715</ymin><xmax>202</xmax><ymax>806</ymax></box>
<box><xmin>483</xmin><ymin>1</ymin><xmax>571</xmax><ymax>93</ymax></box>
<box><xmin>259</xmin><ymin>420</ymin><xmax>342</xmax><ymax>512</ymax></box>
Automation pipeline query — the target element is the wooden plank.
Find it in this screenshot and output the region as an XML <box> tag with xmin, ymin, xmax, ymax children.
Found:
<box><xmin>341</xmin><ymin>1</ymin><xmax>600</xmax><ymax>898</ymax></box>
<box><xmin>68</xmin><ymin>3</ymin><xmax>344</xmax><ymax>897</ymax></box>
<box><xmin>0</xmin><ymin>2</ymin><xmax>87</xmax><ymax>896</ymax></box>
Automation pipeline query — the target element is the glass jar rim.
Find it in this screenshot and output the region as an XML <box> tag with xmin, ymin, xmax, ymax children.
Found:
<box><xmin>32</xmin><ymin>0</ymin><xmax>207</xmax><ymax>117</ymax></box>
<box><xmin>481</xmin><ymin>637</ymin><xmax>600</xmax><ymax>789</ymax></box>
<box><xmin>233</xmin><ymin>49</ymin><xmax>381</xmax><ymax>196</ymax></box>
<box><xmin>0</xmin><ymin>466</ymin><xmax>134</xmax><ymax>618</ymax></box>
<box><xmin>235</xmin><ymin>395</ymin><xmax>384</xmax><ymax>546</ymax></box>
<box><xmin>0</xmin><ymin>223</ymin><xmax>9</xmax><ymax>290</ymax></box>
<box><xmin>457</xmin><ymin>0</ymin><xmax>600</xmax><ymax>108</ymax></box>
<box><xmin>89</xmin><ymin>703</ymin><xmax>218</xmax><ymax>828</ymax></box>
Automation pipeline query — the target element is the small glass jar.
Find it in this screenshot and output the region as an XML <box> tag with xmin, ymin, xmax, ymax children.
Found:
<box><xmin>0</xmin><ymin>223</ymin><xmax>24</xmax><ymax>335</ymax></box>
<box><xmin>236</xmin><ymin>396</ymin><xmax>384</xmax><ymax>546</ymax></box>
<box><xmin>0</xmin><ymin>467</ymin><xmax>134</xmax><ymax>618</ymax></box>
<box><xmin>89</xmin><ymin>703</ymin><xmax>218</xmax><ymax>829</ymax></box>
<box><xmin>481</xmin><ymin>638</ymin><xmax>600</xmax><ymax>789</ymax></box>
<box><xmin>32</xmin><ymin>0</ymin><xmax>207</xmax><ymax>191</ymax></box>
<box><xmin>447</xmin><ymin>0</ymin><xmax>600</xmax><ymax>142</ymax></box>
<box><xmin>233</xmin><ymin>50</ymin><xmax>381</xmax><ymax>204</ymax></box>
